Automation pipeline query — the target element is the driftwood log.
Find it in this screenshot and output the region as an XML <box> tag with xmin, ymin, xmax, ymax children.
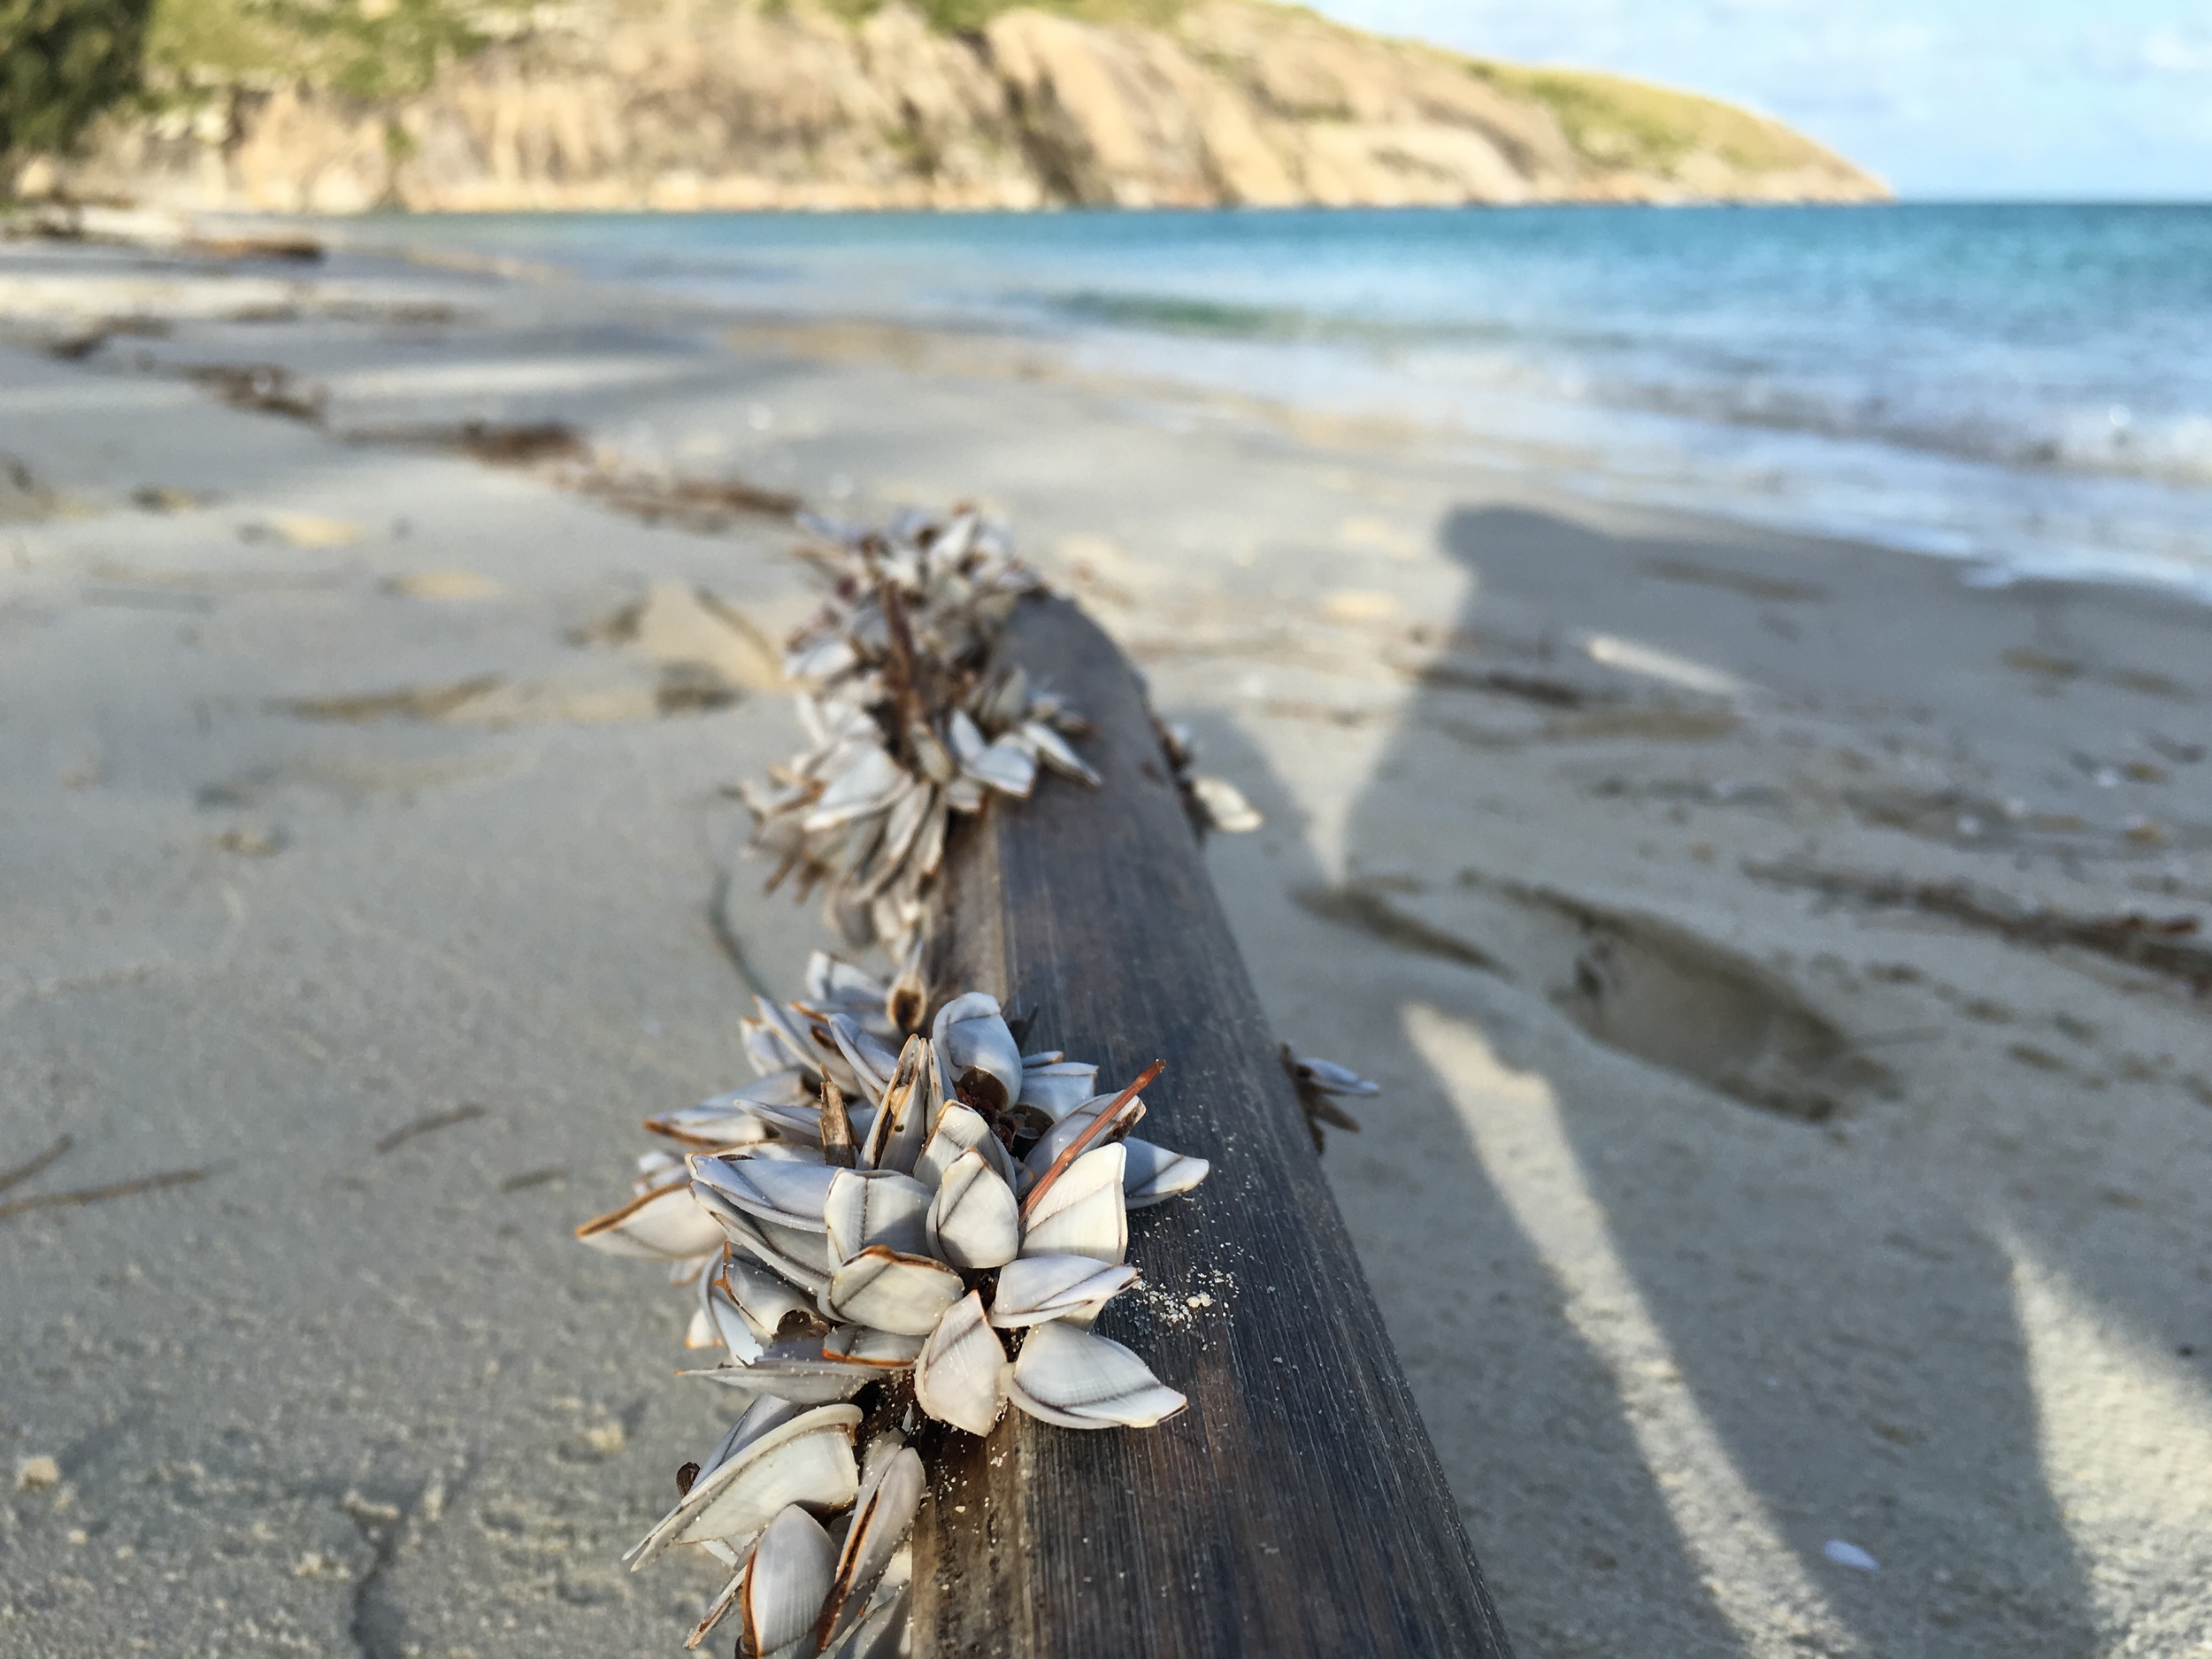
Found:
<box><xmin>918</xmin><ymin>596</ymin><xmax>1512</xmax><ymax>1658</ymax></box>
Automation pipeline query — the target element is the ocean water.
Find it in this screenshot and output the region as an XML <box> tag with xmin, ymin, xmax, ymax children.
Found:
<box><xmin>366</xmin><ymin>205</ymin><xmax>2212</xmax><ymax>599</ymax></box>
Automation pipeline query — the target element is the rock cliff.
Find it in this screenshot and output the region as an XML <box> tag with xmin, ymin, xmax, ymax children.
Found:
<box><xmin>28</xmin><ymin>0</ymin><xmax>1889</xmax><ymax>212</ymax></box>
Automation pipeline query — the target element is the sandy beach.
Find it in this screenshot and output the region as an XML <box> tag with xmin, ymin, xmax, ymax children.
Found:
<box><xmin>3</xmin><ymin>228</ymin><xmax>2209</xmax><ymax>1659</ymax></box>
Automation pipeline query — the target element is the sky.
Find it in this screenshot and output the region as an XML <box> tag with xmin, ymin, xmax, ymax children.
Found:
<box><xmin>1308</xmin><ymin>0</ymin><xmax>2212</xmax><ymax>201</ymax></box>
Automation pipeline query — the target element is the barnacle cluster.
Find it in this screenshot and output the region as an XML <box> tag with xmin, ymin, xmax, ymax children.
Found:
<box><xmin>579</xmin><ymin>956</ymin><xmax>1210</xmax><ymax>1655</ymax></box>
<box><xmin>741</xmin><ymin>508</ymin><xmax>1098</xmax><ymax>965</ymax></box>
<box><xmin>577</xmin><ymin>509</ymin><xmax>1213</xmax><ymax>1657</ymax></box>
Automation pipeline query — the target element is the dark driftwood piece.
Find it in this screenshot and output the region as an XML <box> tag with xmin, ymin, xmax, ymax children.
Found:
<box><xmin>918</xmin><ymin>597</ymin><xmax>1511</xmax><ymax>1659</ymax></box>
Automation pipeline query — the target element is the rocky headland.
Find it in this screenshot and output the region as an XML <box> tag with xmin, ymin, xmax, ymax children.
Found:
<box><xmin>24</xmin><ymin>0</ymin><xmax>1888</xmax><ymax>213</ymax></box>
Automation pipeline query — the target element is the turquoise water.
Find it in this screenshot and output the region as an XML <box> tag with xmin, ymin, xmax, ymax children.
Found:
<box><xmin>367</xmin><ymin>205</ymin><xmax>2212</xmax><ymax>597</ymax></box>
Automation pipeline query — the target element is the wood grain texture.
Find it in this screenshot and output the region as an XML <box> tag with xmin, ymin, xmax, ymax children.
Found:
<box><xmin>915</xmin><ymin>596</ymin><xmax>1512</xmax><ymax>1659</ymax></box>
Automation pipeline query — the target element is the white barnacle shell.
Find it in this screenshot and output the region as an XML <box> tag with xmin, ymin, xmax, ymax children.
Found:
<box><xmin>867</xmin><ymin>891</ymin><xmax>919</xmax><ymax>959</ymax></box>
<box><xmin>575</xmin><ymin>1182</ymin><xmax>726</xmax><ymax>1263</ymax></box>
<box><xmin>1288</xmin><ymin>1055</ymin><xmax>1381</xmax><ymax>1096</ymax></box>
<box><xmin>1021</xmin><ymin>720</ymin><xmax>1100</xmax><ymax>787</ymax></box>
<box><xmin>753</xmin><ymin>995</ymin><xmax>830</xmax><ymax>1078</ymax></box>
<box><xmin>824</xmin><ymin>1246</ymin><xmax>965</xmax><ymax>1337</ymax></box>
<box><xmin>721</xmin><ymin>1256</ymin><xmax>820</xmax><ymax>1344</ymax></box>
<box><xmin>1016</xmin><ymin>1061</ymin><xmax>1101</xmax><ymax>1121</ymax></box>
<box><xmin>749</xmin><ymin>1216</ymin><xmax>834</xmax><ymax>1285</ymax></box>
<box><xmin>655</xmin><ymin>1068</ymin><xmax>826</xmax><ymax>1148</ymax></box>
<box><xmin>691</xmin><ymin>1257</ymin><xmax>766</xmax><ymax>1362</ymax></box>
<box><xmin>696</xmin><ymin>1393</ymin><xmax>801</xmax><ymax>1481</ymax></box>
<box><xmin>693</xmin><ymin>1191</ymin><xmax>833</xmax><ymax>1297</ymax></box>
<box><xmin>859</xmin><ymin>1034</ymin><xmax>937</xmax><ymax>1175</ymax></box>
<box><xmin>786</xmin><ymin>632</ymin><xmax>857</xmax><ymax>683</ymax></box>
<box><xmin>967</xmin><ymin>736</ymin><xmax>1037</xmax><ymax>799</ymax></box>
<box><xmin>803</xmin><ymin>951</ymin><xmax>891</xmax><ymax>1018</ymax></box>
<box><xmin>684</xmin><ymin>1340</ymin><xmax>878</xmax><ymax>1406</ymax></box>
<box><xmin>909</xmin><ymin>795</ymin><xmax>949</xmax><ymax>879</ymax></box>
<box><xmin>741</xmin><ymin>1018</ymin><xmax>791</xmax><ymax>1078</ymax></box>
<box><xmin>735</xmin><ymin>1140</ymin><xmax>831</xmax><ymax>1166</ymax></box>
<box><xmin>931</xmin><ymin>510</ymin><xmax>979</xmax><ymax>565</ymax></box>
<box><xmin>816</xmin><ymin>1442</ymin><xmax>924</xmax><ymax>1653</ymax></box>
<box><xmin>1187</xmin><ymin>774</ymin><xmax>1262</xmax><ymax>833</ymax></box>
<box><xmin>911</xmin><ymin>1291</ymin><xmax>1008</xmax><ymax>1436</ymax></box>
<box><xmin>741</xmin><ymin>1504</ymin><xmax>840</xmax><ymax>1659</ymax></box>
<box><xmin>718</xmin><ymin>1070</ymin><xmax>822</xmax><ymax>1111</ymax></box>
<box><xmin>823</xmin><ymin>1169</ymin><xmax>932</xmax><ymax>1266</ymax></box>
<box><xmin>931</xmin><ymin>991</ymin><xmax>1024</xmax><ymax>1111</ymax></box>
<box><xmin>647</xmin><ymin>1102</ymin><xmax>778</xmax><ymax>1153</ymax></box>
<box><xmin>828</xmin><ymin>1556</ymin><xmax>910</xmax><ymax>1659</ymax></box>
<box><xmin>1020</xmin><ymin>1097</ymin><xmax>1129</xmax><ymax>1173</ymax></box>
<box><xmin>803</xmin><ymin>747</ymin><xmax>910</xmax><ymax>832</ymax></box>
<box><xmin>976</xmin><ymin>663</ymin><xmax>1028</xmax><ymax>730</ymax></box>
<box><xmin>1023</xmin><ymin>1103</ymin><xmax>1209</xmax><ymax>1209</ymax></box>
<box><xmin>987</xmin><ymin>1254</ymin><xmax>1138</xmax><ymax>1329</ymax></box>
<box><xmin>855</xmin><ymin>780</ymin><xmax>936</xmax><ymax>902</ymax></box>
<box><xmin>909</xmin><ymin>721</ymin><xmax>956</xmax><ymax>786</ymax></box>
<box><xmin>1018</xmin><ymin>1143</ymin><xmax>1127</xmax><ymax>1264</ymax></box>
<box><xmin>914</xmin><ymin>1102</ymin><xmax>1018</xmax><ymax>1191</ymax></box>
<box><xmin>627</xmin><ymin>1399</ymin><xmax>860</xmax><ymax>1571</ymax></box>
<box><xmin>946</xmin><ymin>709</ymin><xmax>987</xmax><ymax>770</ymax></box>
<box><xmin>925</xmin><ymin>1148</ymin><xmax>1020</xmax><ymax>1271</ymax></box>
<box><xmin>691</xmin><ymin>1153</ymin><xmax>837</xmax><ymax>1234</ymax></box>
<box><xmin>1118</xmin><ymin>1137</ymin><xmax>1210</xmax><ymax>1207</ymax></box>
<box><xmin>1194</xmin><ymin>779</ymin><xmax>1265</xmax><ymax>836</ymax></box>
<box><xmin>825</xmin><ymin>1014</ymin><xmax>902</xmax><ymax>1105</ymax></box>
<box><xmin>822</xmin><ymin>1325</ymin><xmax>926</xmax><ymax>1369</ymax></box>
<box><xmin>1006</xmin><ymin>1321</ymin><xmax>1187</xmax><ymax>1431</ymax></box>
<box><xmin>793</xmin><ymin>1005</ymin><xmax>869</xmax><ymax>1099</ymax></box>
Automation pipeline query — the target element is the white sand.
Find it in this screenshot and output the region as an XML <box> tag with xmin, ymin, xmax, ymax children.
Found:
<box><xmin>3</xmin><ymin>233</ymin><xmax>2208</xmax><ymax>1659</ymax></box>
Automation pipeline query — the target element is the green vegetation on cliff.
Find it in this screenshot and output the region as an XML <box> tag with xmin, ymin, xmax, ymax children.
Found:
<box><xmin>1</xmin><ymin>0</ymin><xmax>150</xmax><ymax>159</ymax></box>
<box><xmin>820</xmin><ymin>0</ymin><xmax>1183</xmax><ymax>25</ymax></box>
<box><xmin>1471</xmin><ymin>61</ymin><xmax>1821</xmax><ymax>179</ymax></box>
<box><xmin>143</xmin><ymin>0</ymin><xmax>490</xmax><ymax>99</ymax></box>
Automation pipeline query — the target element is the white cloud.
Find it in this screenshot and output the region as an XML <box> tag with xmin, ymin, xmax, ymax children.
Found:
<box><xmin>2142</xmin><ymin>25</ymin><xmax>2212</xmax><ymax>73</ymax></box>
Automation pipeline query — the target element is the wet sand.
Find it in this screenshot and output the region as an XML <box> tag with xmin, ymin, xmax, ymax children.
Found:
<box><xmin>3</xmin><ymin>230</ymin><xmax>2209</xmax><ymax>1659</ymax></box>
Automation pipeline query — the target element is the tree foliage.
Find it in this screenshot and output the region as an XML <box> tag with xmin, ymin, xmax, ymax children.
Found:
<box><xmin>0</xmin><ymin>0</ymin><xmax>150</xmax><ymax>159</ymax></box>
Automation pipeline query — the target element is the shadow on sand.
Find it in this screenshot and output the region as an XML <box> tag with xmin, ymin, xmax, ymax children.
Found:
<box><xmin>1183</xmin><ymin>502</ymin><xmax>2116</xmax><ymax>1658</ymax></box>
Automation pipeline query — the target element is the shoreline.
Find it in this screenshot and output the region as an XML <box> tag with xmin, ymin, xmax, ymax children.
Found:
<box><xmin>18</xmin><ymin>204</ymin><xmax>2212</xmax><ymax>613</ymax></box>
<box><xmin>3</xmin><ymin>234</ymin><xmax>2209</xmax><ymax>1659</ymax></box>
<box><xmin>202</xmin><ymin>204</ymin><xmax>2212</xmax><ymax>609</ymax></box>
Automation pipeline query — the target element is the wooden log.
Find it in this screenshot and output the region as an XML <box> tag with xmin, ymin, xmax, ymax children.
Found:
<box><xmin>916</xmin><ymin>596</ymin><xmax>1513</xmax><ymax>1659</ymax></box>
